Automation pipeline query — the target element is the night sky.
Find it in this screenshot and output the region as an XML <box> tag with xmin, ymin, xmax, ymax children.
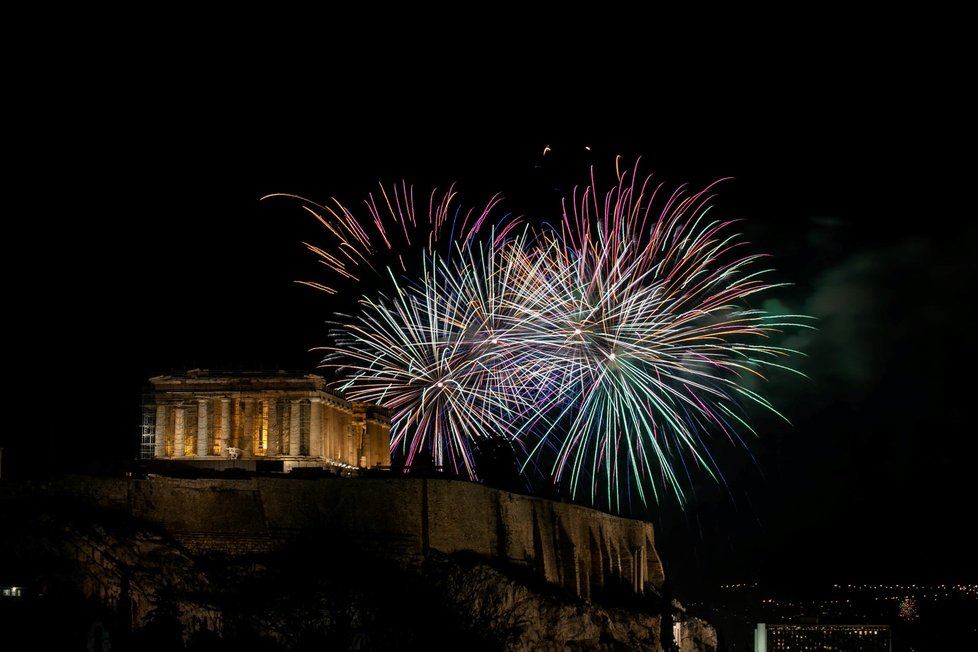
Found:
<box><xmin>9</xmin><ymin>64</ymin><xmax>974</xmax><ymax>601</ymax></box>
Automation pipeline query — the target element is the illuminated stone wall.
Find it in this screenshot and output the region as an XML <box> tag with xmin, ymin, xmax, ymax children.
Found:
<box><xmin>146</xmin><ymin>371</ymin><xmax>390</xmax><ymax>472</ymax></box>
<box><xmin>52</xmin><ymin>475</ymin><xmax>664</xmax><ymax>600</ymax></box>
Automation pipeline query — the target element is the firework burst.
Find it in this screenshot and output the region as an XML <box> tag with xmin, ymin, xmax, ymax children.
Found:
<box><xmin>320</xmin><ymin>230</ymin><xmax>534</xmax><ymax>480</ymax></box>
<box><xmin>502</xmin><ymin>161</ymin><xmax>813</xmax><ymax>511</ymax></box>
<box><xmin>310</xmin><ymin>159</ymin><xmax>812</xmax><ymax>512</ymax></box>
<box><xmin>262</xmin><ymin>181</ymin><xmax>520</xmax><ymax>295</ymax></box>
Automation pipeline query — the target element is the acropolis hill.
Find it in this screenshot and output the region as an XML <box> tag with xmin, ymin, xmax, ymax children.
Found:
<box><xmin>1</xmin><ymin>473</ymin><xmax>727</xmax><ymax>651</ymax></box>
<box><xmin>36</xmin><ymin>474</ymin><xmax>665</xmax><ymax>599</ymax></box>
<box><xmin>0</xmin><ymin>370</ymin><xmax>719</xmax><ymax>651</ymax></box>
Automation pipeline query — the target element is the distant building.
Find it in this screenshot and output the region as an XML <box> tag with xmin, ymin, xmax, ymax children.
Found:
<box><xmin>143</xmin><ymin>371</ymin><xmax>391</xmax><ymax>473</ymax></box>
<box><xmin>755</xmin><ymin>622</ymin><xmax>891</xmax><ymax>651</ymax></box>
<box><xmin>1</xmin><ymin>586</ymin><xmax>22</xmax><ymax>598</ymax></box>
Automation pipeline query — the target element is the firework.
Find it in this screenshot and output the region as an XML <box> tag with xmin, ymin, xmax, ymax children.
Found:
<box><xmin>312</xmin><ymin>159</ymin><xmax>811</xmax><ymax>512</ymax></box>
<box><xmin>898</xmin><ymin>596</ymin><xmax>918</xmax><ymax>621</ymax></box>
<box><xmin>502</xmin><ymin>161</ymin><xmax>812</xmax><ymax>511</ymax></box>
<box><xmin>262</xmin><ymin>181</ymin><xmax>519</xmax><ymax>295</ymax></box>
<box><xmin>320</xmin><ymin>231</ymin><xmax>536</xmax><ymax>480</ymax></box>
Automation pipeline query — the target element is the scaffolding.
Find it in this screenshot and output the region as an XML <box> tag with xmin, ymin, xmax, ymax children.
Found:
<box><xmin>140</xmin><ymin>393</ymin><xmax>156</xmax><ymax>460</ymax></box>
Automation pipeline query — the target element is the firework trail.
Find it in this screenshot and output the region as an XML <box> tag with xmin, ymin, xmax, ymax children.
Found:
<box><xmin>503</xmin><ymin>161</ymin><xmax>813</xmax><ymax>511</ymax></box>
<box><xmin>269</xmin><ymin>179</ymin><xmax>524</xmax><ymax>480</ymax></box>
<box><xmin>320</xmin><ymin>231</ymin><xmax>535</xmax><ymax>480</ymax></box>
<box><xmin>262</xmin><ymin>181</ymin><xmax>520</xmax><ymax>295</ymax></box>
<box><xmin>308</xmin><ymin>159</ymin><xmax>811</xmax><ymax>511</ymax></box>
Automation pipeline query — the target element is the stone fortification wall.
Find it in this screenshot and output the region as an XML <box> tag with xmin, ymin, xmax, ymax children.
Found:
<box><xmin>45</xmin><ymin>475</ymin><xmax>664</xmax><ymax>600</ymax></box>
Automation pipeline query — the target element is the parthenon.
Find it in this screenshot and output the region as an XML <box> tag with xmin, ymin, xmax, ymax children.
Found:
<box><xmin>143</xmin><ymin>370</ymin><xmax>391</xmax><ymax>473</ymax></box>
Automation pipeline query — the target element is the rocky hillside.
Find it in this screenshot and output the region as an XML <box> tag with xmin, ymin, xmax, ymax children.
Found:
<box><xmin>0</xmin><ymin>483</ymin><xmax>715</xmax><ymax>651</ymax></box>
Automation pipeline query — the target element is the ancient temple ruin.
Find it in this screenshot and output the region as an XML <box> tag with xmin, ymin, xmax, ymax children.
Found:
<box><xmin>143</xmin><ymin>370</ymin><xmax>391</xmax><ymax>473</ymax></box>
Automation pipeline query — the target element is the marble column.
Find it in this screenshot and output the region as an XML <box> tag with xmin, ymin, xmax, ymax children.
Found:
<box><xmin>196</xmin><ymin>399</ymin><xmax>209</xmax><ymax>457</ymax></box>
<box><xmin>267</xmin><ymin>399</ymin><xmax>279</xmax><ymax>456</ymax></box>
<box><xmin>323</xmin><ymin>403</ymin><xmax>337</xmax><ymax>460</ymax></box>
<box><xmin>289</xmin><ymin>399</ymin><xmax>301</xmax><ymax>456</ymax></box>
<box><xmin>154</xmin><ymin>404</ymin><xmax>167</xmax><ymax>458</ymax></box>
<box><xmin>242</xmin><ymin>399</ymin><xmax>254</xmax><ymax>457</ymax></box>
<box><xmin>173</xmin><ymin>405</ymin><xmax>185</xmax><ymax>458</ymax></box>
<box><xmin>220</xmin><ymin>399</ymin><xmax>231</xmax><ymax>456</ymax></box>
<box><xmin>309</xmin><ymin>398</ymin><xmax>322</xmax><ymax>459</ymax></box>
<box><xmin>345</xmin><ymin>409</ymin><xmax>354</xmax><ymax>465</ymax></box>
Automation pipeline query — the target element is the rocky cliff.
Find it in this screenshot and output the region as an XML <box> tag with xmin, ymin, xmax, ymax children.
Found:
<box><xmin>0</xmin><ymin>475</ymin><xmax>716</xmax><ymax>651</ymax></box>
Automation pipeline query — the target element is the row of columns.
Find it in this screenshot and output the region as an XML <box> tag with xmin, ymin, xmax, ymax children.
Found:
<box><xmin>154</xmin><ymin>397</ymin><xmax>325</xmax><ymax>459</ymax></box>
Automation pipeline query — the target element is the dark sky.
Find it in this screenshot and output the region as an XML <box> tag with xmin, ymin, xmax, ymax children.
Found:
<box><xmin>9</xmin><ymin>58</ymin><xmax>975</xmax><ymax>599</ymax></box>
